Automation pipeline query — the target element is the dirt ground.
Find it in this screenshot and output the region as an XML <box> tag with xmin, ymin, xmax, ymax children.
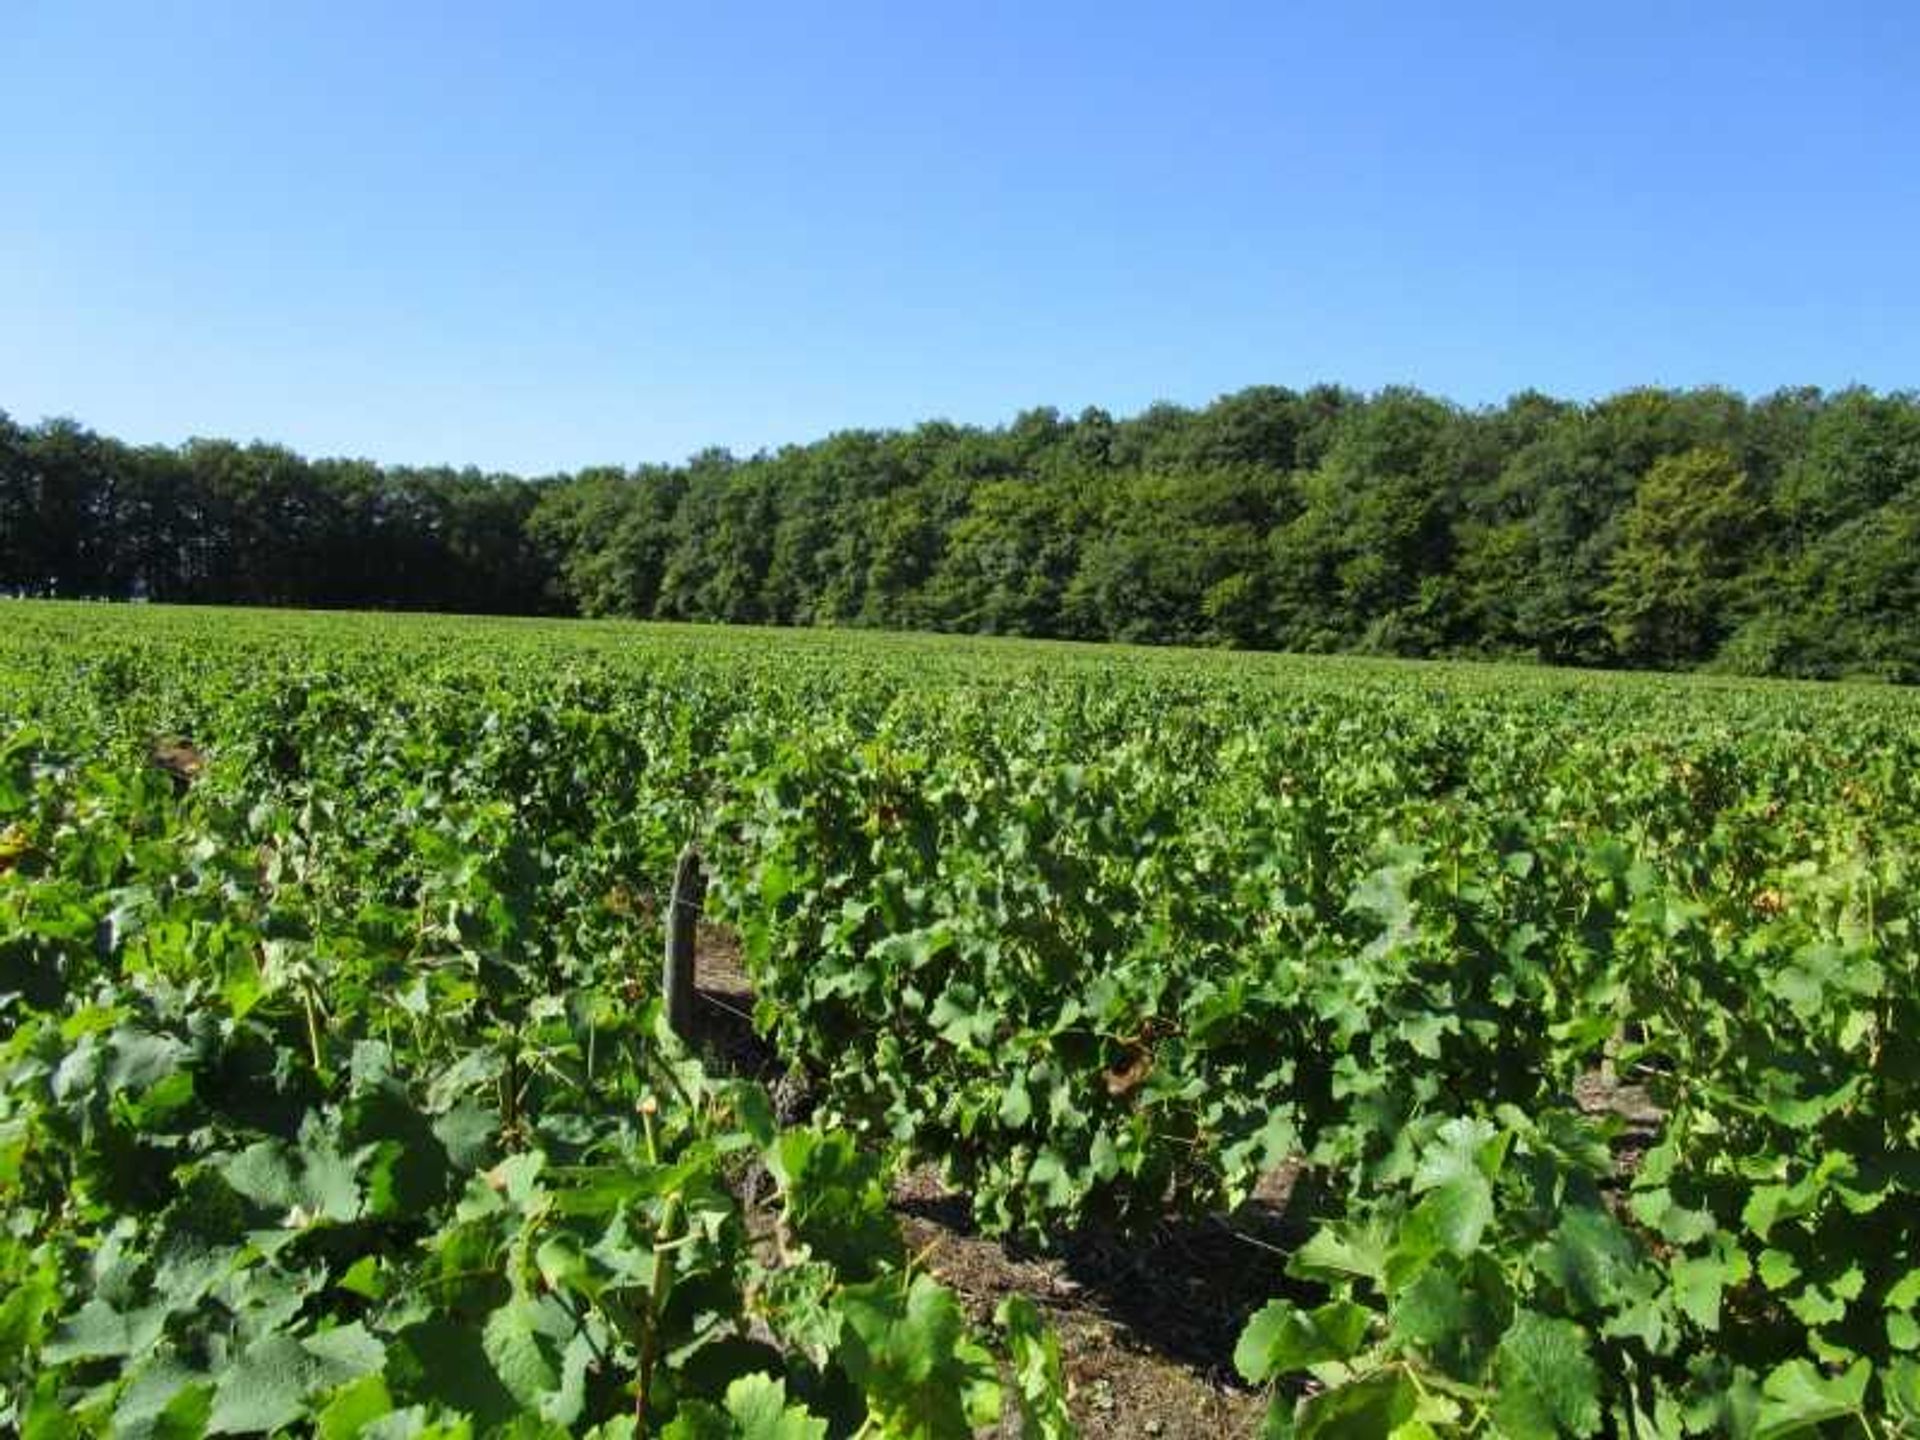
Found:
<box><xmin>689</xmin><ymin>926</ymin><xmax>1280</xmax><ymax>1438</ymax></box>
<box><xmin>892</xmin><ymin>1168</ymin><xmax>1274</xmax><ymax>1438</ymax></box>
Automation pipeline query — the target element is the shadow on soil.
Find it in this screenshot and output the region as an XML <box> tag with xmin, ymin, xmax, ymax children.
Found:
<box><xmin>687</xmin><ymin>927</ymin><xmax>1322</xmax><ymax>1387</ymax></box>
<box><xmin>894</xmin><ymin>1178</ymin><xmax>1326</xmax><ymax>1381</ymax></box>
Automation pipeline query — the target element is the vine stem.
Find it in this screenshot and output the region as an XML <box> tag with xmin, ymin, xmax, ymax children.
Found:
<box><xmin>301</xmin><ymin>980</ymin><xmax>325</xmax><ymax>1073</ymax></box>
<box><xmin>634</xmin><ymin>1191</ymin><xmax>683</xmax><ymax>1429</ymax></box>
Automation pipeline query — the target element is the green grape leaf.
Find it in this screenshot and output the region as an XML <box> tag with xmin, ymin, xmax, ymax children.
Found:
<box><xmin>315</xmin><ymin>1374</ymin><xmax>396</xmax><ymax>1440</ymax></box>
<box><xmin>997</xmin><ymin>1297</ymin><xmax>1074</xmax><ymax>1440</ymax></box>
<box><xmin>1289</xmin><ymin>1220</ymin><xmax>1392</xmax><ymax>1286</ymax></box>
<box><xmin>42</xmin><ymin>1297</ymin><xmax>168</xmax><ymax>1364</ymax></box>
<box><xmin>206</xmin><ymin>1334</ymin><xmax>320</xmax><ymax>1435</ymax></box>
<box><xmin>663</xmin><ymin>1374</ymin><xmax>828</xmax><ymax>1440</ymax></box>
<box><xmin>1670</xmin><ymin>1242</ymin><xmax>1750</xmax><ymax>1333</ymax></box>
<box><xmin>1391</xmin><ymin>1259</ymin><xmax>1506</xmax><ymax>1381</ymax></box>
<box><xmin>1754</xmin><ymin>1358</ymin><xmax>1870</xmax><ymax>1438</ymax></box>
<box><xmin>1236</xmin><ymin>1299</ymin><xmax>1371</xmax><ymax>1383</ymax></box>
<box><xmin>1885</xmin><ymin>1358</ymin><xmax>1920</xmax><ymax>1424</ymax></box>
<box><xmin>834</xmin><ymin>1274</ymin><xmax>1000</xmax><ymax>1440</ymax></box>
<box><xmin>1488</xmin><ymin>1310</ymin><xmax>1602</xmax><ymax>1440</ymax></box>
<box><xmin>1409</xmin><ymin>1118</ymin><xmax>1506</xmax><ymax>1258</ymax></box>
<box><xmin>1292</xmin><ymin>1366</ymin><xmax>1418</xmax><ymax>1440</ymax></box>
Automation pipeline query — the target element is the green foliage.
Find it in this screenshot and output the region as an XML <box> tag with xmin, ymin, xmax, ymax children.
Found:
<box><xmin>0</xmin><ymin>619</ymin><xmax>1086</xmax><ymax>1436</ymax></box>
<box><xmin>10</xmin><ymin>382</ymin><xmax>1920</xmax><ymax>678</ymax></box>
<box><xmin>1602</xmin><ymin>447</ymin><xmax>1760</xmax><ymax>667</ymax></box>
<box><xmin>998</xmin><ymin>1297</ymin><xmax>1074</xmax><ymax>1440</ymax></box>
<box><xmin>6</xmin><ymin>601</ymin><xmax>1920</xmax><ymax>1434</ymax></box>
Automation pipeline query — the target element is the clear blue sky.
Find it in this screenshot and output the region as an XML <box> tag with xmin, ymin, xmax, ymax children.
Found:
<box><xmin>4</xmin><ymin>1</ymin><xmax>1915</xmax><ymax>474</ymax></box>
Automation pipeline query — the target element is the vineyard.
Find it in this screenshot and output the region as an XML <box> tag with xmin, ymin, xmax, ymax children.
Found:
<box><xmin>2</xmin><ymin>600</ymin><xmax>1918</xmax><ymax>1438</ymax></box>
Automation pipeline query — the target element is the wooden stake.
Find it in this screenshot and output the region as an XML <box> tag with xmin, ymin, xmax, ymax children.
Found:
<box><xmin>663</xmin><ymin>844</ymin><xmax>705</xmax><ymax>1038</ymax></box>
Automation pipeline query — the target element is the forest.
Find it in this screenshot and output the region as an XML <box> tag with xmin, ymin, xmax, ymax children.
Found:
<box><xmin>2</xmin><ymin>383</ymin><xmax>1916</xmax><ymax>680</ymax></box>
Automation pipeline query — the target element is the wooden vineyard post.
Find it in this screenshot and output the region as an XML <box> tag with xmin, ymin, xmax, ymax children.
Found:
<box><xmin>663</xmin><ymin>843</ymin><xmax>706</xmax><ymax>1038</ymax></box>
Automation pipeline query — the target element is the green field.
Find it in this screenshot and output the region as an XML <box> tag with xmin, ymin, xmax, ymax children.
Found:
<box><xmin>3</xmin><ymin>601</ymin><xmax>1917</xmax><ymax>1437</ymax></box>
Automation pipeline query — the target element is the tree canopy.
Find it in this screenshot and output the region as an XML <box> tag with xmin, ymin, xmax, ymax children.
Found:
<box><xmin>4</xmin><ymin>383</ymin><xmax>1918</xmax><ymax>680</ymax></box>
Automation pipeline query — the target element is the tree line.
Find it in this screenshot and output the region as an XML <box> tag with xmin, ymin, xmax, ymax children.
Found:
<box><xmin>4</xmin><ymin>384</ymin><xmax>1917</xmax><ymax>680</ymax></box>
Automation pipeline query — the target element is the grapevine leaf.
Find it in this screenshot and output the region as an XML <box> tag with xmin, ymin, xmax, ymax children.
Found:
<box><xmin>663</xmin><ymin>1374</ymin><xmax>827</xmax><ymax>1440</ymax></box>
<box><xmin>314</xmin><ymin>1374</ymin><xmax>396</xmax><ymax>1440</ymax></box>
<box><xmin>1291</xmin><ymin>1366</ymin><xmax>1418</xmax><ymax>1440</ymax></box>
<box><xmin>1409</xmin><ymin>1118</ymin><xmax>1505</xmax><ymax>1258</ymax></box>
<box><xmin>387</xmin><ymin>1317</ymin><xmax>520</xmax><ymax>1427</ymax></box>
<box><xmin>1885</xmin><ymin>1359</ymin><xmax>1920</xmax><ymax>1424</ymax></box>
<box><xmin>42</xmin><ymin>1297</ymin><xmax>168</xmax><ymax>1364</ymax></box>
<box><xmin>1533</xmin><ymin>1204</ymin><xmax>1642</xmax><ymax>1311</ymax></box>
<box><xmin>1391</xmin><ymin>1260</ymin><xmax>1506</xmax><ymax>1381</ymax></box>
<box><xmin>1670</xmin><ymin>1242</ymin><xmax>1750</xmax><ymax>1333</ymax></box>
<box><xmin>206</xmin><ymin>1334</ymin><xmax>319</xmax><ymax>1435</ymax></box>
<box><xmin>1235</xmin><ymin>1299</ymin><xmax>1371</xmax><ymax>1383</ymax></box>
<box><xmin>834</xmin><ymin>1274</ymin><xmax>1000</xmax><ymax>1440</ymax></box>
<box><xmin>1289</xmin><ymin>1220</ymin><xmax>1392</xmax><ymax>1286</ymax></box>
<box><xmin>111</xmin><ymin>1351</ymin><xmax>214</xmax><ymax>1437</ymax></box>
<box><xmin>1753</xmin><ymin>1358</ymin><xmax>1870</xmax><ymax>1438</ymax></box>
<box><xmin>998</xmin><ymin>1297</ymin><xmax>1074</xmax><ymax>1440</ymax></box>
<box><xmin>1488</xmin><ymin>1310</ymin><xmax>1602</xmax><ymax>1440</ymax></box>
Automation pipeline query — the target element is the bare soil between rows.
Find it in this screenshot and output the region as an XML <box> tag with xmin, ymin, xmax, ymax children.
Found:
<box><xmin>690</xmin><ymin>925</ymin><xmax>1276</xmax><ymax>1437</ymax></box>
